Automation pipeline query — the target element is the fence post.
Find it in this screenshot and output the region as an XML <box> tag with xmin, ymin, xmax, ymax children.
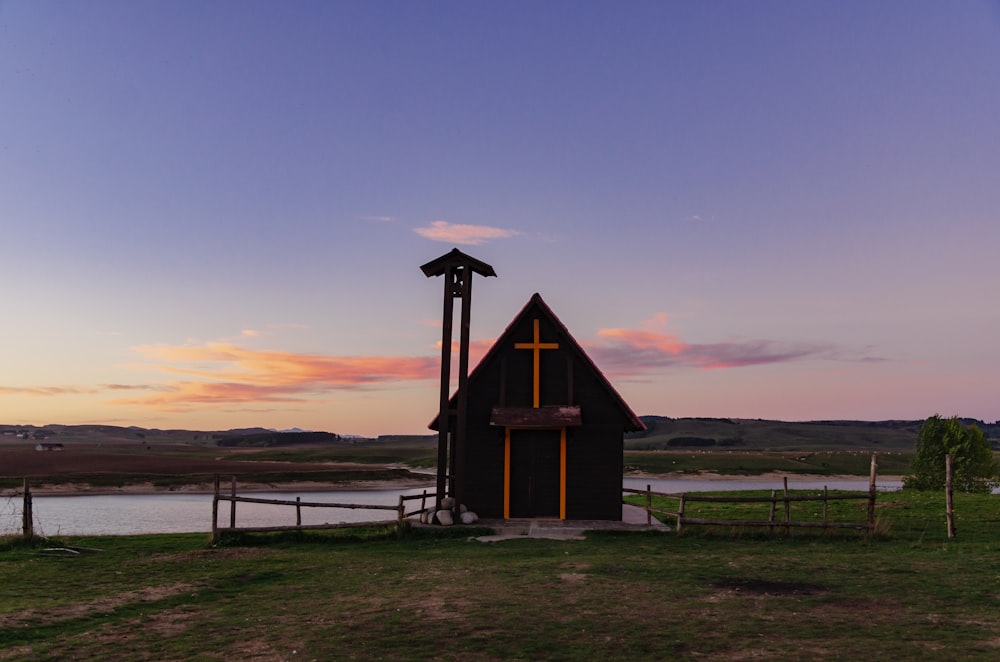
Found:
<box><xmin>646</xmin><ymin>484</ymin><xmax>652</xmax><ymax>526</ymax></box>
<box><xmin>398</xmin><ymin>494</ymin><xmax>406</xmax><ymax>528</ymax></box>
<box><xmin>945</xmin><ymin>454</ymin><xmax>956</xmax><ymax>539</ymax></box>
<box><xmin>296</xmin><ymin>497</ymin><xmax>302</xmax><ymax>528</ymax></box>
<box><xmin>230</xmin><ymin>476</ymin><xmax>237</xmax><ymax>529</ymax></box>
<box><xmin>867</xmin><ymin>453</ymin><xmax>878</xmax><ymax>531</ymax></box>
<box><xmin>768</xmin><ymin>489</ymin><xmax>776</xmax><ymax>534</ymax></box>
<box><xmin>211</xmin><ymin>474</ymin><xmax>220</xmax><ymax>543</ymax></box>
<box><xmin>22</xmin><ymin>478</ymin><xmax>33</xmax><ymax>540</ymax></box>
<box><xmin>822</xmin><ymin>486</ymin><xmax>828</xmax><ymax>523</ymax></box>
<box><xmin>782</xmin><ymin>477</ymin><xmax>790</xmax><ymax>532</ymax></box>
<box><xmin>676</xmin><ymin>494</ymin><xmax>685</xmax><ymax>534</ymax></box>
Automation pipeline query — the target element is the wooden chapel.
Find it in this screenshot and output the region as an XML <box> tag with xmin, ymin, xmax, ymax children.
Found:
<box><xmin>431</xmin><ymin>293</ymin><xmax>645</xmax><ymax>520</ymax></box>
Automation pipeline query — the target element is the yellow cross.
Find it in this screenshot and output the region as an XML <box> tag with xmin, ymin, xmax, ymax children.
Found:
<box><xmin>514</xmin><ymin>319</ymin><xmax>559</xmax><ymax>408</ymax></box>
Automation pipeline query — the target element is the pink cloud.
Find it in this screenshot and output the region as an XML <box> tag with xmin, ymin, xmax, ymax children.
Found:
<box><xmin>595</xmin><ymin>313</ymin><xmax>687</xmax><ymax>360</ymax></box>
<box><xmin>414</xmin><ymin>221</ymin><xmax>519</xmax><ymax>245</ymax></box>
<box><xmin>112</xmin><ymin>382</ymin><xmax>312</xmax><ymax>412</ymax></box>
<box><xmin>588</xmin><ymin>314</ymin><xmax>881</xmax><ymax>376</ymax></box>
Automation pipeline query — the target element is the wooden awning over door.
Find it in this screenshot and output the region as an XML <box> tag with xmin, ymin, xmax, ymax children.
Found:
<box><xmin>490</xmin><ymin>406</ymin><xmax>582</xmax><ymax>427</ymax></box>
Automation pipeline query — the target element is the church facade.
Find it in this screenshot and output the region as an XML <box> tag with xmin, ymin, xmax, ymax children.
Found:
<box><xmin>432</xmin><ymin>293</ymin><xmax>645</xmax><ymax>520</ymax></box>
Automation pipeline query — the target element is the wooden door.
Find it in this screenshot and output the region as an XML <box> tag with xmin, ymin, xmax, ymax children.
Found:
<box><xmin>508</xmin><ymin>429</ymin><xmax>561</xmax><ymax>517</ymax></box>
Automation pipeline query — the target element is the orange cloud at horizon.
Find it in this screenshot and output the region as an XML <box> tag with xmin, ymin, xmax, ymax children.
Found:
<box><xmin>132</xmin><ymin>343</ymin><xmax>437</xmax><ymax>384</ymax></box>
<box><xmin>2</xmin><ymin>312</ymin><xmax>881</xmax><ymax>425</ymax></box>
<box><xmin>0</xmin><ymin>385</ymin><xmax>100</xmax><ymax>396</ymax></box>
<box><xmin>115</xmin><ymin>342</ymin><xmax>440</xmax><ymax>411</ymax></box>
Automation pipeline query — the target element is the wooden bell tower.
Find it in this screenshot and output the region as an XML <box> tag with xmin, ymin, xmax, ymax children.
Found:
<box><xmin>421</xmin><ymin>248</ymin><xmax>496</xmax><ymax>508</ymax></box>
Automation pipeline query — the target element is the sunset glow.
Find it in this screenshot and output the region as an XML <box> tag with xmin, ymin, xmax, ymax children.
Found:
<box><xmin>2</xmin><ymin>2</ymin><xmax>997</xmax><ymax>435</ymax></box>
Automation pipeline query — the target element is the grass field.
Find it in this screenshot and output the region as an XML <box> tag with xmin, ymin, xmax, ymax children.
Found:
<box><xmin>2</xmin><ymin>490</ymin><xmax>997</xmax><ymax>660</ymax></box>
<box><xmin>624</xmin><ymin>449</ymin><xmax>914</xmax><ymax>476</ymax></box>
<box><xmin>0</xmin><ymin>440</ymin><xmax>437</xmax><ymax>491</ymax></box>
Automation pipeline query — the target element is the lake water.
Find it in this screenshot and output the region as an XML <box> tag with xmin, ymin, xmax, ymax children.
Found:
<box><xmin>3</xmin><ymin>477</ymin><xmax>904</xmax><ymax>537</ymax></box>
<box><xmin>1</xmin><ymin>487</ymin><xmax>435</xmax><ymax>537</ymax></box>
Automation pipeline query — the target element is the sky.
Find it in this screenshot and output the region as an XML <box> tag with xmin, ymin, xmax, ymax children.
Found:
<box><xmin>2</xmin><ymin>1</ymin><xmax>999</xmax><ymax>436</ymax></box>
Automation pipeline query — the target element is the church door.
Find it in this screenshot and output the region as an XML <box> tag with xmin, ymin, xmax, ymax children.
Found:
<box><xmin>508</xmin><ymin>429</ymin><xmax>561</xmax><ymax>518</ymax></box>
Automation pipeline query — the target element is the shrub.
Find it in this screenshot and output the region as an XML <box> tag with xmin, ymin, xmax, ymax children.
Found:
<box><xmin>904</xmin><ymin>415</ymin><xmax>998</xmax><ymax>493</ymax></box>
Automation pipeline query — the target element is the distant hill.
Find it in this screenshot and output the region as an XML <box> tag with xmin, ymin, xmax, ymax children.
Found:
<box><xmin>215</xmin><ymin>431</ymin><xmax>342</xmax><ymax>447</ymax></box>
<box><xmin>4</xmin><ymin>418</ymin><xmax>997</xmax><ymax>451</ymax></box>
<box><xmin>0</xmin><ymin>424</ymin><xmax>432</xmax><ymax>448</ymax></box>
<box><xmin>0</xmin><ymin>424</ymin><xmax>301</xmax><ymax>446</ymax></box>
<box><xmin>627</xmin><ymin>417</ymin><xmax>1000</xmax><ymax>451</ymax></box>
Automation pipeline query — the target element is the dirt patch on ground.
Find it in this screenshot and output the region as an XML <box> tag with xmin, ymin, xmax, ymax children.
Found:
<box><xmin>82</xmin><ymin>609</ymin><xmax>201</xmax><ymax>659</ymax></box>
<box><xmin>133</xmin><ymin>608</ymin><xmax>194</xmax><ymax>637</ymax></box>
<box><xmin>559</xmin><ymin>572</ymin><xmax>588</xmax><ymax>583</ymax></box>
<box><xmin>407</xmin><ymin>595</ymin><xmax>473</xmax><ymax>620</ymax></box>
<box><xmin>149</xmin><ymin>547</ymin><xmax>273</xmax><ymax>563</ymax></box>
<box><xmin>0</xmin><ymin>582</ymin><xmax>199</xmax><ymax>629</ymax></box>
<box><xmin>228</xmin><ymin>637</ymin><xmax>293</xmax><ymax>660</ymax></box>
<box><xmin>712</xmin><ymin>578</ymin><xmax>827</xmax><ymax>596</ymax></box>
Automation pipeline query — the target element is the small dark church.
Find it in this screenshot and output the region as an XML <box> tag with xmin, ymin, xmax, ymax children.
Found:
<box><xmin>432</xmin><ymin>293</ymin><xmax>645</xmax><ymax>521</ymax></box>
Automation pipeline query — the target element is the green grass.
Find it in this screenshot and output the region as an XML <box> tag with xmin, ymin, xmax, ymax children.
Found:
<box><xmin>626</xmin><ymin>417</ymin><xmax>928</xmax><ymax>450</ymax></box>
<box><xmin>2</xmin><ymin>490</ymin><xmax>998</xmax><ymax>660</ymax></box>
<box><xmin>235</xmin><ymin>442</ymin><xmax>438</xmax><ymax>468</ymax></box>
<box><xmin>625</xmin><ymin>449</ymin><xmax>913</xmax><ymax>476</ymax></box>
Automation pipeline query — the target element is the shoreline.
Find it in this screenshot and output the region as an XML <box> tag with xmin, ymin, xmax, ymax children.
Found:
<box><xmin>7</xmin><ymin>478</ymin><xmax>438</xmax><ymax>498</ymax></box>
<box><xmin>5</xmin><ymin>470</ymin><xmax>904</xmax><ymax>497</ymax></box>
<box><xmin>625</xmin><ymin>470</ymin><xmax>904</xmax><ymax>482</ymax></box>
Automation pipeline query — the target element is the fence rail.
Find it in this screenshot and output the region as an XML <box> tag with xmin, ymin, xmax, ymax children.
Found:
<box><xmin>624</xmin><ymin>454</ymin><xmax>881</xmax><ymax>534</ymax></box>
<box><xmin>210</xmin><ymin>476</ymin><xmax>432</xmax><ymax>543</ymax></box>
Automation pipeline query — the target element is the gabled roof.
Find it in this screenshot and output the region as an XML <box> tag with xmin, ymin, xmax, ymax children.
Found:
<box><xmin>420</xmin><ymin>248</ymin><xmax>497</xmax><ymax>279</ymax></box>
<box><xmin>430</xmin><ymin>293</ymin><xmax>645</xmax><ymax>432</ymax></box>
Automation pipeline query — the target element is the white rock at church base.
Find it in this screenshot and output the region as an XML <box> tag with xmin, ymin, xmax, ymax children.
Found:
<box><xmin>436</xmin><ymin>510</ymin><xmax>454</xmax><ymax>526</ymax></box>
<box><xmin>460</xmin><ymin>511</ymin><xmax>478</xmax><ymax>524</ymax></box>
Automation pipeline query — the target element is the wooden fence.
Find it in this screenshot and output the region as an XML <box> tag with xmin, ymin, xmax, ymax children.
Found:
<box><xmin>6</xmin><ymin>453</ymin><xmax>969</xmax><ymax>540</ymax></box>
<box><xmin>624</xmin><ymin>455</ymin><xmax>881</xmax><ymax>534</ymax></box>
<box><xmin>211</xmin><ymin>475</ymin><xmax>433</xmax><ymax>543</ymax></box>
